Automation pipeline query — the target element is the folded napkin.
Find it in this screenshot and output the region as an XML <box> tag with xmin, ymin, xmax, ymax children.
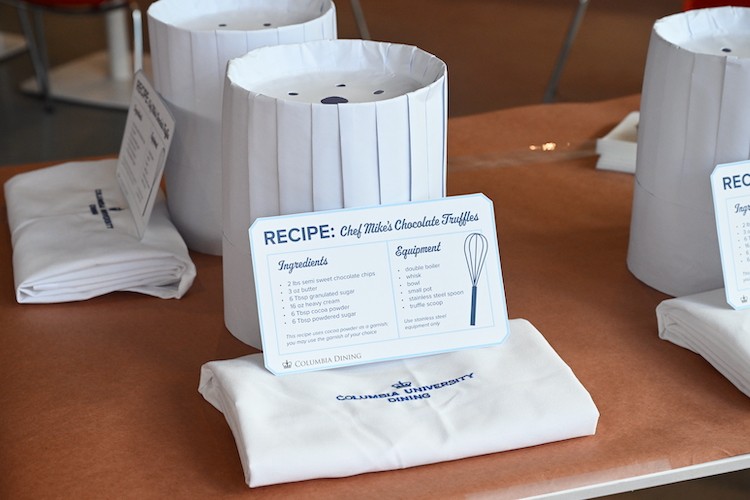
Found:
<box><xmin>199</xmin><ymin>318</ymin><xmax>599</xmax><ymax>487</ymax></box>
<box><xmin>4</xmin><ymin>159</ymin><xmax>196</xmax><ymax>303</ymax></box>
<box><xmin>657</xmin><ymin>288</ymin><xmax>750</xmax><ymax>397</ymax></box>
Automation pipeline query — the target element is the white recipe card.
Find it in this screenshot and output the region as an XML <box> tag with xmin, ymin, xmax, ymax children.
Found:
<box><xmin>711</xmin><ymin>160</ymin><xmax>750</xmax><ymax>309</ymax></box>
<box><xmin>116</xmin><ymin>70</ymin><xmax>175</xmax><ymax>239</ymax></box>
<box><xmin>249</xmin><ymin>194</ymin><xmax>509</xmax><ymax>374</ymax></box>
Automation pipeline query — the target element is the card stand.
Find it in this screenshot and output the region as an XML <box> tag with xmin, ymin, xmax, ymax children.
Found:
<box><xmin>627</xmin><ymin>6</ymin><xmax>750</xmax><ymax>297</ymax></box>
<box><xmin>222</xmin><ymin>39</ymin><xmax>448</xmax><ymax>348</ymax></box>
<box><xmin>146</xmin><ymin>0</ymin><xmax>337</xmax><ymax>255</ymax></box>
<box><xmin>595</xmin><ymin>111</ymin><xmax>638</xmax><ymax>173</ymax></box>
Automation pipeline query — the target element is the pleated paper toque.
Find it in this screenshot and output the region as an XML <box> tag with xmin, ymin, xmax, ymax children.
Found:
<box><xmin>628</xmin><ymin>7</ymin><xmax>750</xmax><ymax>297</ymax></box>
<box><xmin>147</xmin><ymin>0</ymin><xmax>337</xmax><ymax>255</ymax></box>
<box><xmin>222</xmin><ymin>39</ymin><xmax>448</xmax><ymax>348</ymax></box>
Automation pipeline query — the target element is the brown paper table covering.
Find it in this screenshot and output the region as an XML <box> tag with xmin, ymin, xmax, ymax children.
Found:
<box><xmin>2</xmin><ymin>95</ymin><xmax>749</xmax><ymax>498</ymax></box>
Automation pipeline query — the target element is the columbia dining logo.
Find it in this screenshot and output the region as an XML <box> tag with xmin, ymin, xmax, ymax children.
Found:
<box><xmin>336</xmin><ymin>373</ymin><xmax>475</xmax><ymax>404</ymax></box>
<box><xmin>90</xmin><ymin>188</ymin><xmax>122</xmax><ymax>229</ymax></box>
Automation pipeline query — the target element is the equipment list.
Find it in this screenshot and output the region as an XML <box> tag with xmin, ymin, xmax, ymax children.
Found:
<box><xmin>250</xmin><ymin>194</ymin><xmax>510</xmax><ymax>374</ymax></box>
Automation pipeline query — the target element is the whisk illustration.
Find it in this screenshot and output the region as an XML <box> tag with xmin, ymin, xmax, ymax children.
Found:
<box><xmin>464</xmin><ymin>233</ymin><xmax>488</xmax><ymax>326</ymax></box>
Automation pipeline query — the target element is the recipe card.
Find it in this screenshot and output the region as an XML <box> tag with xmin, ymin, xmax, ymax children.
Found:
<box><xmin>116</xmin><ymin>70</ymin><xmax>175</xmax><ymax>239</ymax></box>
<box><xmin>249</xmin><ymin>194</ymin><xmax>509</xmax><ymax>375</ymax></box>
<box><xmin>711</xmin><ymin>160</ymin><xmax>750</xmax><ymax>309</ymax></box>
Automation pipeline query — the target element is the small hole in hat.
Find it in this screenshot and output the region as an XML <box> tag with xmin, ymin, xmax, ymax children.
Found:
<box><xmin>263</xmin><ymin>22</ymin><xmax>272</xmax><ymax>27</ymax></box>
<box><xmin>722</xmin><ymin>47</ymin><xmax>732</xmax><ymax>53</ymax></box>
<box><xmin>288</xmin><ymin>92</ymin><xmax>299</xmax><ymax>96</ymax></box>
<box><xmin>373</xmin><ymin>90</ymin><xmax>384</xmax><ymax>95</ymax></box>
<box><xmin>322</xmin><ymin>96</ymin><xmax>348</xmax><ymax>104</ymax></box>
<box><xmin>218</xmin><ymin>23</ymin><xmax>227</xmax><ymax>27</ymax></box>
<box><xmin>336</xmin><ymin>83</ymin><xmax>346</xmax><ymax>87</ymax></box>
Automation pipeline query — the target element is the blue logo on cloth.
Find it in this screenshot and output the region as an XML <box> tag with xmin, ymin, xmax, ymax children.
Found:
<box><xmin>336</xmin><ymin>373</ymin><xmax>475</xmax><ymax>404</ymax></box>
<box><xmin>91</xmin><ymin>188</ymin><xmax>123</xmax><ymax>229</ymax></box>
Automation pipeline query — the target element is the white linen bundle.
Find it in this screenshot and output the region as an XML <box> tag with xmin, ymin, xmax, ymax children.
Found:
<box><xmin>199</xmin><ymin>319</ymin><xmax>599</xmax><ymax>487</ymax></box>
<box><xmin>657</xmin><ymin>289</ymin><xmax>750</xmax><ymax>398</ymax></box>
<box><xmin>4</xmin><ymin>159</ymin><xmax>196</xmax><ymax>303</ymax></box>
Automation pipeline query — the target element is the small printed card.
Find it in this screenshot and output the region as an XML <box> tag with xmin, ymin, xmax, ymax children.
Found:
<box><xmin>116</xmin><ymin>70</ymin><xmax>175</xmax><ymax>239</ymax></box>
<box><xmin>711</xmin><ymin>160</ymin><xmax>750</xmax><ymax>309</ymax></box>
<box><xmin>249</xmin><ymin>194</ymin><xmax>509</xmax><ymax>375</ymax></box>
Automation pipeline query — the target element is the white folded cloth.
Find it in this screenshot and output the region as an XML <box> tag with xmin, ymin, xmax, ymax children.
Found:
<box><xmin>199</xmin><ymin>318</ymin><xmax>599</xmax><ymax>487</ymax></box>
<box><xmin>4</xmin><ymin>159</ymin><xmax>196</xmax><ymax>303</ymax></box>
<box><xmin>657</xmin><ymin>288</ymin><xmax>750</xmax><ymax>398</ymax></box>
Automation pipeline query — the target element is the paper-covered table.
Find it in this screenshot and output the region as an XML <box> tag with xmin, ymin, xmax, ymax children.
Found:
<box><xmin>2</xmin><ymin>95</ymin><xmax>749</xmax><ymax>499</ymax></box>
